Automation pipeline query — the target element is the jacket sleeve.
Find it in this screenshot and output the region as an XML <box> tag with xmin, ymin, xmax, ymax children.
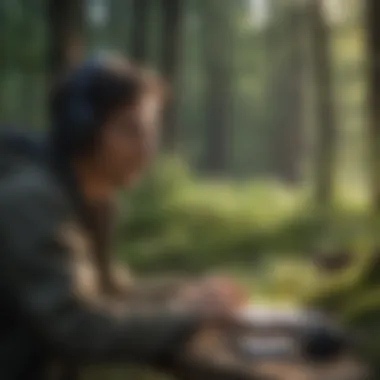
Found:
<box><xmin>0</xmin><ymin>177</ymin><xmax>200</xmax><ymax>366</ymax></box>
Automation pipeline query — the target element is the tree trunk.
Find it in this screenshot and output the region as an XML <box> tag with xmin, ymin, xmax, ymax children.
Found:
<box><xmin>130</xmin><ymin>0</ymin><xmax>150</xmax><ymax>63</ymax></box>
<box><xmin>310</xmin><ymin>0</ymin><xmax>337</xmax><ymax>207</ymax></box>
<box><xmin>200</xmin><ymin>0</ymin><xmax>234</xmax><ymax>175</ymax></box>
<box><xmin>20</xmin><ymin>0</ymin><xmax>36</xmax><ymax>127</ymax></box>
<box><xmin>159</xmin><ymin>0</ymin><xmax>185</xmax><ymax>151</ymax></box>
<box><xmin>272</xmin><ymin>4</ymin><xmax>306</xmax><ymax>184</ymax></box>
<box><xmin>108</xmin><ymin>0</ymin><xmax>130</xmax><ymax>51</ymax></box>
<box><xmin>366</xmin><ymin>0</ymin><xmax>380</xmax><ymax>212</ymax></box>
<box><xmin>47</xmin><ymin>0</ymin><xmax>85</xmax><ymax>83</ymax></box>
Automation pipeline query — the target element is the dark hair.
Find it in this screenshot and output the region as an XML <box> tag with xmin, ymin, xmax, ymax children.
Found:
<box><xmin>49</xmin><ymin>53</ymin><xmax>166</xmax><ymax>158</ymax></box>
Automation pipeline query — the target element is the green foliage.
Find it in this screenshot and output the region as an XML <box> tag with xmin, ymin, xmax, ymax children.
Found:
<box><xmin>117</xmin><ymin>157</ymin><xmax>370</xmax><ymax>275</ymax></box>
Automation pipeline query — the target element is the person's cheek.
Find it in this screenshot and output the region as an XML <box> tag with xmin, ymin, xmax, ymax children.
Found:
<box><xmin>127</xmin><ymin>142</ymin><xmax>145</xmax><ymax>173</ymax></box>
<box><xmin>131</xmin><ymin>140</ymin><xmax>150</xmax><ymax>170</ymax></box>
<box><xmin>122</xmin><ymin>148</ymin><xmax>146</xmax><ymax>186</ymax></box>
<box><xmin>144</xmin><ymin>134</ymin><xmax>159</xmax><ymax>163</ymax></box>
<box><xmin>114</xmin><ymin>140</ymin><xmax>132</xmax><ymax>176</ymax></box>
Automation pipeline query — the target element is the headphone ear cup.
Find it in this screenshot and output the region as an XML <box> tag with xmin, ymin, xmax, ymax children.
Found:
<box><xmin>65</xmin><ymin>95</ymin><xmax>95</xmax><ymax>149</ymax></box>
<box><xmin>55</xmin><ymin>59</ymin><xmax>101</xmax><ymax>153</ymax></box>
<box><xmin>67</xmin><ymin>97</ymin><xmax>94</xmax><ymax>130</ymax></box>
<box><xmin>65</xmin><ymin>60</ymin><xmax>96</xmax><ymax>132</ymax></box>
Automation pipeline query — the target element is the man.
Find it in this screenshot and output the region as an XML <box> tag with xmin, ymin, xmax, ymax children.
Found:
<box><xmin>0</xmin><ymin>55</ymin><xmax>243</xmax><ymax>380</ymax></box>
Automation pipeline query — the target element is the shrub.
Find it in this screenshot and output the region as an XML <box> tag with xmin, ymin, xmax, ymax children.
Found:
<box><xmin>117</xmin><ymin>156</ymin><xmax>370</xmax><ymax>274</ymax></box>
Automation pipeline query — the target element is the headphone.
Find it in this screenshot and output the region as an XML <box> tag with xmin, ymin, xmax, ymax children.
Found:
<box><xmin>52</xmin><ymin>56</ymin><xmax>105</xmax><ymax>155</ymax></box>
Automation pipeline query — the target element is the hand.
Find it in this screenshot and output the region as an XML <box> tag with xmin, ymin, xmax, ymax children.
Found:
<box><xmin>175</xmin><ymin>276</ymin><xmax>249</xmax><ymax>325</ymax></box>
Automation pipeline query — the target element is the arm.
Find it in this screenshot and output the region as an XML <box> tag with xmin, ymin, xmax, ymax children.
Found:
<box><xmin>110</xmin><ymin>264</ymin><xmax>198</xmax><ymax>308</ymax></box>
<box><xmin>0</xmin><ymin>178</ymin><xmax>199</xmax><ymax>366</ymax></box>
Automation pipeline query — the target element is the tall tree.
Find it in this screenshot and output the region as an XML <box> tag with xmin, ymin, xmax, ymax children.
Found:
<box><xmin>20</xmin><ymin>0</ymin><xmax>39</xmax><ymax>126</ymax></box>
<box><xmin>366</xmin><ymin>0</ymin><xmax>380</xmax><ymax>212</ymax></box>
<box><xmin>108</xmin><ymin>0</ymin><xmax>131</xmax><ymax>51</ymax></box>
<box><xmin>270</xmin><ymin>1</ymin><xmax>307</xmax><ymax>184</ymax></box>
<box><xmin>130</xmin><ymin>0</ymin><xmax>150</xmax><ymax>63</ymax></box>
<box><xmin>159</xmin><ymin>0</ymin><xmax>185</xmax><ymax>150</ymax></box>
<box><xmin>47</xmin><ymin>0</ymin><xmax>85</xmax><ymax>82</ymax></box>
<box><xmin>309</xmin><ymin>0</ymin><xmax>337</xmax><ymax>207</ymax></box>
<box><xmin>200</xmin><ymin>0</ymin><xmax>235</xmax><ymax>174</ymax></box>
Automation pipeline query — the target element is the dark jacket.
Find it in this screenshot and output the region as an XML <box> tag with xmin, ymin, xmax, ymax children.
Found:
<box><xmin>0</xmin><ymin>133</ymin><xmax>199</xmax><ymax>380</ymax></box>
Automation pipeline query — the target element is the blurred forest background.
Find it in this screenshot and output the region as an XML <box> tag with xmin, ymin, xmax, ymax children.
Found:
<box><xmin>2</xmin><ymin>0</ymin><xmax>380</xmax><ymax>374</ymax></box>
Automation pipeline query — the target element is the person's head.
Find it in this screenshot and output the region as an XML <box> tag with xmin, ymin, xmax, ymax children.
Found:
<box><xmin>49</xmin><ymin>53</ymin><xmax>167</xmax><ymax>194</ymax></box>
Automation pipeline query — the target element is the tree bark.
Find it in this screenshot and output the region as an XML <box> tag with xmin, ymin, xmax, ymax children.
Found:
<box><xmin>310</xmin><ymin>0</ymin><xmax>337</xmax><ymax>207</ymax></box>
<box><xmin>200</xmin><ymin>0</ymin><xmax>234</xmax><ymax>175</ymax></box>
<box><xmin>130</xmin><ymin>0</ymin><xmax>150</xmax><ymax>63</ymax></box>
<box><xmin>159</xmin><ymin>0</ymin><xmax>185</xmax><ymax>151</ymax></box>
<box><xmin>46</xmin><ymin>0</ymin><xmax>85</xmax><ymax>83</ymax></box>
<box><xmin>366</xmin><ymin>0</ymin><xmax>380</xmax><ymax>212</ymax></box>
<box><xmin>272</xmin><ymin>4</ymin><xmax>306</xmax><ymax>184</ymax></box>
